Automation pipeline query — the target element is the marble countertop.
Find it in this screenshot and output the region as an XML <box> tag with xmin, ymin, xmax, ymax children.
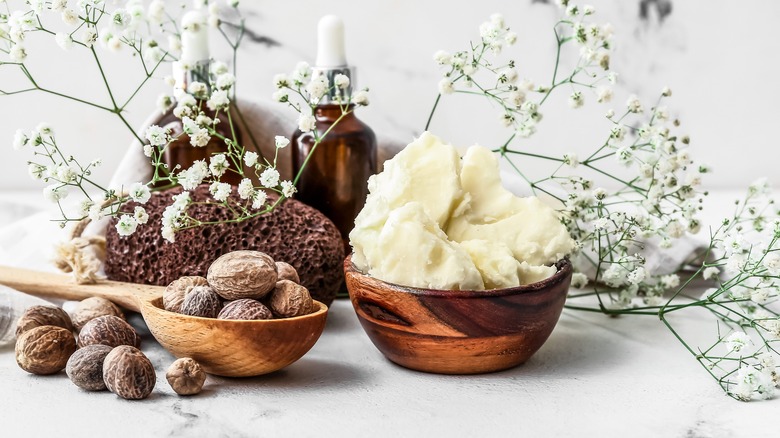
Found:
<box><xmin>0</xmin><ymin>191</ymin><xmax>777</xmax><ymax>438</ymax></box>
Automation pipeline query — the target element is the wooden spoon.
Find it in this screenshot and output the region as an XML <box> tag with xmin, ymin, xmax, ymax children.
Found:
<box><xmin>0</xmin><ymin>266</ymin><xmax>328</xmax><ymax>377</ymax></box>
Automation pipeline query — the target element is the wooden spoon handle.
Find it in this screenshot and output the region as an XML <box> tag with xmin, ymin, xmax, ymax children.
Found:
<box><xmin>0</xmin><ymin>266</ymin><xmax>165</xmax><ymax>312</ymax></box>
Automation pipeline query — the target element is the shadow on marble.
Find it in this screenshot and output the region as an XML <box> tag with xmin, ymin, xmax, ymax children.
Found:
<box><xmin>319</xmin><ymin>300</ymin><xmax>360</xmax><ymax>334</ymax></box>
<box><xmin>211</xmin><ymin>356</ymin><xmax>369</xmax><ymax>391</ymax></box>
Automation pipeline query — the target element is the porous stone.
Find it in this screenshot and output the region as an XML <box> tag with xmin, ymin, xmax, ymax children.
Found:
<box><xmin>105</xmin><ymin>185</ymin><xmax>344</xmax><ymax>305</ymax></box>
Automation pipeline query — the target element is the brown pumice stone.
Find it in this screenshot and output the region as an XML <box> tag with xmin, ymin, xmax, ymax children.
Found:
<box><xmin>78</xmin><ymin>315</ymin><xmax>140</xmax><ymax>349</ymax></box>
<box><xmin>66</xmin><ymin>344</ymin><xmax>113</xmax><ymax>391</ymax></box>
<box><xmin>15</xmin><ymin>305</ymin><xmax>74</xmax><ymax>337</ymax></box>
<box><xmin>103</xmin><ymin>346</ymin><xmax>156</xmax><ymax>400</ymax></box>
<box><xmin>15</xmin><ymin>325</ymin><xmax>77</xmax><ymax>375</ymax></box>
<box><xmin>104</xmin><ymin>186</ymin><xmax>344</xmax><ymax>305</ymax></box>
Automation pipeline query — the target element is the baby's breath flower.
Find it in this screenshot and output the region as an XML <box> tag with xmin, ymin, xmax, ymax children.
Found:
<box><xmin>306</xmin><ymin>75</ymin><xmax>330</xmax><ymax>101</ymax></box>
<box><xmin>207</xmin><ymin>89</ymin><xmax>230</xmax><ymax>111</ymax></box>
<box><xmin>762</xmin><ymin>252</ymin><xmax>780</xmax><ymax>275</ymax></box>
<box><xmin>281</xmin><ymin>180</ymin><xmax>296</xmax><ymax>198</ymax></box>
<box><xmin>272</xmin><ymin>89</ymin><xmax>289</xmax><ymax>103</ymax></box>
<box><xmin>568</xmin><ymin>91</ymin><xmax>584</xmax><ymax>108</ymax></box>
<box><xmin>725</xmin><ymin>331</ymin><xmax>751</xmax><ymax>353</ymax></box>
<box><xmin>189</xmin><ymin>128</ymin><xmax>210</xmax><ymax>147</ymax></box>
<box><xmin>55</xmin><ymin>32</ymin><xmax>74</xmax><ymax>50</ymax></box>
<box><xmin>145</xmin><ymin>125</ymin><xmax>169</xmax><ymax>147</ymax></box>
<box><xmin>156</xmin><ymin>94</ymin><xmax>174</xmax><ymax>114</ymax></box>
<box><xmin>43</xmin><ymin>184</ymin><xmax>67</xmax><ymax>203</ymax></box>
<box><xmin>438</xmin><ymin>78</ymin><xmax>455</xmax><ymax>95</ymax></box>
<box><xmin>252</xmin><ymin>190</ymin><xmax>267</xmax><ymax>210</ymax></box>
<box><xmin>28</xmin><ymin>163</ymin><xmax>45</xmax><ymax>180</ymax></box>
<box><xmin>115</xmin><ymin>214</ymin><xmax>138</xmax><ymax>237</ymax></box>
<box><xmin>660</xmin><ymin>274</ymin><xmax>680</xmax><ymax>290</ymax></box>
<box><xmin>702</xmin><ymin>266</ymin><xmax>720</xmax><ymax>280</ymax></box>
<box><xmin>298</xmin><ymin>113</ymin><xmax>316</xmax><ymax>133</ymax></box>
<box><xmin>188</xmin><ymin>81</ymin><xmax>208</xmax><ymax>97</ymax></box>
<box><xmin>273</xmin><ymin>73</ymin><xmax>289</xmax><ymax>89</ymax></box>
<box><xmin>596</xmin><ymin>87</ymin><xmax>612</xmax><ymax>103</ymax></box>
<box><xmin>147</xmin><ymin>0</ymin><xmax>164</xmax><ymax>23</ymax></box>
<box><xmin>216</xmin><ymin>73</ymin><xmax>235</xmax><ymax>90</ymax></box>
<box><xmin>177</xmin><ymin>160</ymin><xmax>208</xmax><ymax>190</ymax></box>
<box><xmin>334</xmin><ymin>74</ymin><xmax>350</xmax><ymax>90</ymax></box>
<box><xmin>260</xmin><ymin>168</ymin><xmax>280</xmax><ymax>188</ymax></box>
<box><xmin>9</xmin><ymin>44</ymin><xmax>27</xmax><ymax>62</ymax></box>
<box><xmin>13</xmin><ymin>129</ymin><xmax>28</xmax><ymax>150</ymax></box>
<box><xmin>209</xmin><ymin>181</ymin><xmax>232</xmax><ymax>202</ymax></box>
<box><xmin>237</xmin><ymin>178</ymin><xmax>254</xmax><ymax>200</ymax></box>
<box><xmin>128</xmin><ymin>182</ymin><xmax>151</xmax><ymax>204</ymax></box>
<box><xmin>275</xmin><ymin>136</ymin><xmax>290</xmax><ymax>149</ymax></box>
<box><xmin>571</xmin><ymin>272</ymin><xmax>588</xmax><ymax>288</ymax></box>
<box><xmin>243</xmin><ymin>151</ymin><xmax>258</xmax><ymax>168</ymax></box>
<box><xmin>626</xmin><ymin>95</ymin><xmax>643</xmax><ymax>113</ymax></box>
<box><xmin>353</xmin><ymin>90</ymin><xmax>369</xmax><ymax>106</ymax></box>
<box><xmin>228</xmin><ymin>0</ymin><xmax>240</xmax><ymax>8</ymax></box>
<box><xmin>134</xmin><ymin>206</ymin><xmax>149</xmax><ymax>225</ymax></box>
<box><xmin>143</xmin><ymin>144</ymin><xmax>153</xmax><ymax>157</ymax></box>
<box><xmin>563</xmin><ymin>153</ymin><xmax>579</xmax><ymax>167</ymax></box>
<box><xmin>291</xmin><ymin>61</ymin><xmax>311</xmax><ymax>84</ymax></box>
<box><xmin>209</xmin><ymin>154</ymin><xmax>229</xmax><ymax>177</ymax></box>
<box><xmin>433</xmin><ymin>50</ymin><xmax>452</xmax><ymax>65</ymax></box>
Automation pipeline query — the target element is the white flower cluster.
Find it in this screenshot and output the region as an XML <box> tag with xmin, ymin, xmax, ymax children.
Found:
<box><xmin>1</xmin><ymin>0</ymin><xmax>180</xmax><ymax>65</ymax></box>
<box><xmin>272</xmin><ymin>62</ymin><xmax>369</xmax><ymax>135</ymax></box>
<box><xmin>431</xmin><ymin>10</ymin><xmax>613</xmax><ymax>137</ymax></box>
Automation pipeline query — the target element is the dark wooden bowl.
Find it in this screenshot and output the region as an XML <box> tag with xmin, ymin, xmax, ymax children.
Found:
<box><xmin>344</xmin><ymin>255</ymin><xmax>572</xmax><ymax>374</ymax></box>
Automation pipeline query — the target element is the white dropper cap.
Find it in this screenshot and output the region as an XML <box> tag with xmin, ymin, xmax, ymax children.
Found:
<box><xmin>181</xmin><ymin>10</ymin><xmax>209</xmax><ymax>63</ymax></box>
<box><xmin>316</xmin><ymin>15</ymin><xmax>347</xmax><ymax>67</ymax></box>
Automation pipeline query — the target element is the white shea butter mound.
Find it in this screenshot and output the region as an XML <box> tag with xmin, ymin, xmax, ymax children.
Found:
<box><xmin>349</xmin><ymin>132</ymin><xmax>574</xmax><ymax>290</ymax></box>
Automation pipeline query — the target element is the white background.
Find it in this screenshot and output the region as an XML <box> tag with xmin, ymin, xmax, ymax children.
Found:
<box><xmin>1</xmin><ymin>0</ymin><xmax>779</xmax><ymax>191</ymax></box>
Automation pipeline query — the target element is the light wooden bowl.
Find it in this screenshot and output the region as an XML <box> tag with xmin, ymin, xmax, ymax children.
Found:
<box><xmin>344</xmin><ymin>255</ymin><xmax>572</xmax><ymax>374</ymax></box>
<box><xmin>0</xmin><ymin>266</ymin><xmax>328</xmax><ymax>377</ymax></box>
<box><xmin>140</xmin><ymin>298</ymin><xmax>328</xmax><ymax>377</ymax></box>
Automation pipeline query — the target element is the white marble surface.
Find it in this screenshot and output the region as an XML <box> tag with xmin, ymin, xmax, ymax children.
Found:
<box><xmin>2</xmin><ymin>0</ymin><xmax>780</xmax><ymax>190</ymax></box>
<box><xmin>0</xmin><ymin>191</ymin><xmax>778</xmax><ymax>437</ymax></box>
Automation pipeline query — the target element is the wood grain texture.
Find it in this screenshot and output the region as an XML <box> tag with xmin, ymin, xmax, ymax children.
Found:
<box><xmin>0</xmin><ymin>265</ymin><xmax>328</xmax><ymax>377</ymax></box>
<box><xmin>345</xmin><ymin>256</ymin><xmax>572</xmax><ymax>374</ymax></box>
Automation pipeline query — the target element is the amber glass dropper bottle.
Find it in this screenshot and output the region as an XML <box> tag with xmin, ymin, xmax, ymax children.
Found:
<box><xmin>153</xmin><ymin>9</ymin><xmax>241</xmax><ymax>186</ymax></box>
<box><xmin>291</xmin><ymin>15</ymin><xmax>377</xmax><ymax>252</ymax></box>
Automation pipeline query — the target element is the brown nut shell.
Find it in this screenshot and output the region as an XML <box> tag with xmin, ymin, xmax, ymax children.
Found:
<box><xmin>103</xmin><ymin>346</ymin><xmax>156</xmax><ymax>400</ymax></box>
<box><xmin>275</xmin><ymin>261</ymin><xmax>300</xmax><ymax>284</ymax></box>
<box><xmin>180</xmin><ymin>285</ymin><xmax>222</xmax><ymax>318</ymax></box>
<box><xmin>15</xmin><ymin>325</ymin><xmax>77</xmax><ymax>375</ymax></box>
<box><xmin>78</xmin><ymin>315</ymin><xmax>140</xmax><ymax>348</ymax></box>
<box><xmin>71</xmin><ymin>297</ymin><xmax>125</xmax><ymax>332</ymax></box>
<box><xmin>166</xmin><ymin>357</ymin><xmax>206</xmax><ymax>396</ymax></box>
<box><xmin>164</xmin><ymin>276</ymin><xmax>208</xmax><ymax>313</ymax></box>
<box><xmin>66</xmin><ymin>344</ymin><xmax>113</xmax><ymax>391</ymax></box>
<box><xmin>217</xmin><ymin>299</ymin><xmax>273</xmax><ymax>321</ymax></box>
<box><xmin>207</xmin><ymin>251</ymin><xmax>278</xmax><ymax>300</ymax></box>
<box><xmin>15</xmin><ymin>305</ymin><xmax>74</xmax><ymax>337</ymax></box>
<box><xmin>268</xmin><ymin>280</ymin><xmax>314</xmax><ymax>318</ymax></box>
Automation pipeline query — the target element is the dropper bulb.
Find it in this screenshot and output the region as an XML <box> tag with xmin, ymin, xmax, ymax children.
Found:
<box><xmin>316</xmin><ymin>15</ymin><xmax>347</xmax><ymax>67</ymax></box>
<box><xmin>181</xmin><ymin>10</ymin><xmax>209</xmax><ymax>63</ymax></box>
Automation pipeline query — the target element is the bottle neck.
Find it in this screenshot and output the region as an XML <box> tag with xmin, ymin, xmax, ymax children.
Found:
<box><xmin>314</xmin><ymin>104</ymin><xmax>357</xmax><ymax>121</ymax></box>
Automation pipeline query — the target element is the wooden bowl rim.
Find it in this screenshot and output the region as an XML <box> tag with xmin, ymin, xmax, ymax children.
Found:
<box><xmin>345</xmin><ymin>255</ymin><xmax>572</xmax><ymax>298</ymax></box>
<box><xmin>142</xmin><ymin>298</ymin><xmax>328</xmax><ymax>324</ymax></box>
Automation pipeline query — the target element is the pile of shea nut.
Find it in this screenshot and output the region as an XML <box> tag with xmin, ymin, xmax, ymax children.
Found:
<box><xmin>163</xmin><ymin>250</ymin><xmax>315</xmax><ymax>320</ymax></box>
<box><xmin>350</xmin><ymin>132</ymin><xmax>576</xmax><ymax>290</ymax></box>
<box><xmin>14</xmin><ymin>298</ymin><xmax>205</xmax><ymax>400</ymax></box>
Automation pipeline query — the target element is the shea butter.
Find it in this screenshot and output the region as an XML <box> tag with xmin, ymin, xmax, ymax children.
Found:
<box><xmin>349</xmin><ymin>132</ymin><xmax>574</xmax><ymax>290</ymax></box>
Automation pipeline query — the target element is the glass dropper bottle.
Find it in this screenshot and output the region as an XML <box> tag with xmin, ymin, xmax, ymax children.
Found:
<box><xmin>291</xmin><ymin>15</ymin><xmax>378</xmax><ymax>252</ymax></box>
